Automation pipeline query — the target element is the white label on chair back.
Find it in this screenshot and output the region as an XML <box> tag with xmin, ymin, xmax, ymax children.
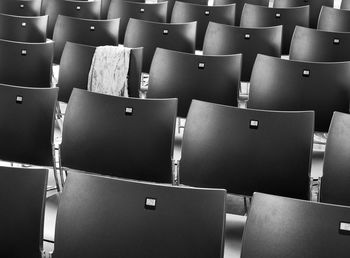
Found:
<box><xmin>90</xmin><ymin>26</ymin><xmax>95</xmax><ymax>31</ymax></box>
<box><xmin>205</xmin><ymin>10</ymin><xmax>210</xmax><ymax>16</ymax></box>
<box><xmin>19</xmin><ymin>4</ymin><xmax>24</xmax><ymax>8</ymax></box>
<box><xmin>163</xmin><ymin>29</ymin><xmax>168</xmax><ymax>35</ymax></box>
<box><xmin>16</xmin><ymin>96</ymin><xmax>23</xmax><ymax>104</ymax></box>
<box><xmin>21</xmin><ymin>22</ymin><xmax>26</xmax><ymax>27</ymax></box>
<box><xmin>21</xmin><ymin>49</ymin><xmax>27</xmax><ymax>56</ymax></box>
<box><xmin>125</xmin><ymin>107</ymin><xmax>133</xmax><ymax>115</ymax></box>
<box><xmin>333</xmin><ymin>38</ymin><xmax>340</xmax><ymax>44</ymax></box>
<box><xmin>76</xmin><ymin>6</ymin><xmax>81</xmax><ymax>10</ymax></box>
<box><xmin>244</xmin><ymin>34</ymin><xmax>250</xmax><ymax>39</ymax></box>
<box><xmin>275</xmin><ymin>13</ymin><xmax>281</xmax><ymax>18</ymax></box>
<box><xmin>198</xmin><ymin>62</ymin><xmax>205</xmax><ymax>69</ymax></box>
<box><xmin>302</xmin><ymin>69</ymin><xmax>310</xmax><ymax>77</ymax></box>
<box><xmin>140</xmin><ymin>8</ymin><xmax>145</xmax><ymax>13</ymax></box>
<box><xmin>145</xmin><ymin>198</ymin><xmax>157</xmax><ymax>210</ymax></box>
<box><xmin>250</xmin><ymin>120</ymin><xmax>259</xmax><ymax>129</ymax></box>
<box><xmin>340</xmin><ymin>222</ymin><xmax>350</xmax><ymax>235</ymax></box>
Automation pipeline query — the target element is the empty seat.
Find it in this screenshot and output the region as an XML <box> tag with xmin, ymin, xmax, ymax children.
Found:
<box><xmin>0</xmin><ymin>84</ymin><xmax>58</xmax><ymax>166</ymax></box>
<box><xmin>273</xmin><ymin>0</ymin><xmax>334</xmax><ymax>28</ymax></box>
<box><xmin>0</xmin><ymin>39</ymin><xmax>53</xmax><ymax>87</ymax></box>
<box><xmin>290</xmin><ymin>26</ymin><xmax>350</xmax><ymax>62</ymax></box>
<box><xmin>241</xmin><ymin>192</ymin><xmax>350</xmax><ymax>258</ymax></box>
<box><xmin>53</xmin><ymin>172</ymin><xmax>226</xmax><ymax>258</ymax></box>
<box><xmin>0</xmin><ymin>0</ymin><xmax>41</xmax><ymax>16</ymax></box>
<box><xmin>57</xmin><ymin>42</ymin><xmax>143</xmax><ymax>102</ymax></box>
<box><xmin>52</xmin><ymin>15</ymin><xmax>119</xmax><ymax>64</ymax></box>
<box><xmin>320</xmin><ymin>112</ymin><xmax>350</xmax><ymax>206</ymax></box>
<box><xmin>171</xmin><ymin>2</ymin><xmax>236</xmax><ymax>50</ymax></box>
<box><xmin>0</xmin><ymin>166</ymin><xmax>48</xmax><ymax>258</ymax></box>
<box><xmin>318</xmin><ymin>6</ymin><xmax>350</xmax><ymax>32</ymax></box>
<box><xmin>160</xmin><ymin>0</ymin><xmax>208</xmax><ymax>22</ymax></box>
<box><xmin>45</xmin><ymin>0</ymin><xmax>101</xmax><ymax>38</ymax></box>
<box><xmin>147</xmin><ymin>48</ymin><xmax>241</xmax><ymax>117</ymax></box>
<box><xmin>108</xmin><ymin>1</ymin><xmax>167</xmax><ymax>44</ymax></box>
<box><xmin>180</xmin><ymin>100</ymin><xmax>314</xmax><ymax>199</ymax></box>
<box><xmin>248</xmin><ymin>54</ymin><xmax>350</xmax><ymax>132</ymax></box>
<box><xmin>61</xmin><ymin>89</ymin><xmax>177</xmax><ymax>183</ymax></box>
<box><xmin>0</xmin><ymin>13</ymin><xmax>47</xmax><ymax>43</ymax></box>
<box><xmin>203</xmin><ymin>22</ymin><xmax>282</xmax><ymax>81</ymax></box>
<box><xmin>214</xmin><ymin>0</ymin><xmax>269</xmax><ymax>26</ymax></box>
<box><xmin>240</xmin><ymin>4</ymin><xmax>309</xmax><ymax>55</ymax></box>
<box><xmin>124</xmin><ymin>18</ymin><xmax>196</xmax><ymax>73</ymax></box>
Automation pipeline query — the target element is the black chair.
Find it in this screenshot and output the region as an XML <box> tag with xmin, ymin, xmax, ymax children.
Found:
<box><xmin>214</xmin><ymin>0</ymin><xmax>269</xmax><ymax>26</ymax></box>
<box><xmin>147</xmin><ymin>48</ymin><xmax>241</xmax><ymax>117</ymax></box>
<box><xmin>57</xmin><ymin>42</ymin><xmax>143</xmax><ymax>102</ymax></box>
<box><xmin>248</xmin><ymin>54</ymin><xmax>350</xmax><ymax>132</ymax></box>
<box><xmin>0</xmin><ymin>13</ymin><xmax>47</xmax><ymax>42</ymax></box>
<box><xmin>290</xmin><ymin>26</ymin><xmax>350</xmax><ymax>62</ymax></box>
<box><xmin>124</xmin><ymin>18</ymin><xmax>196</xmax><ymax>73</ymax></box>
<box><xmin>52</xmin><ymin>15</ymin><xmax>119</xmax><ymax>64</ymax></box>
<box><xmin>180</xmin><ymin>100</ymin><xmax>314</xmax><ymax>199</ymax></box>
<box><xmin>61</xmin><ymin>89</ymin><xmax>177</xmax><ymax>183</ymax></box>
<box><xmin>341</xmin><ymin>0</ymin><xmax>350</xmax><ymax>9</ymax></box>
<box><xmin>273</xmin><ymin>0</ymin><xmax>334</xmax><ymax>28</ymax></box>
<box><xmin>0</xmin><ymin>0</ymin><xmax>41</xmax><ymax>16</ymax></box>
<box><xmin>159</xmin><ymin>0</ymin><xmax>208</xmax><ymax>22</ymax></box>
<box><xmin>318</xmin><ymin>6</ymin><xmax>350</xmax><ymax>32</ymax></box>
<box><xmin>241</xmin><ymin>192</ymin><xmax>350</xmax><ymax>258</ymax></box>
<box><xmin>0</xmin><ymin>84</ymin><xmax>58</xmax><ymax>166</ymax></box>
<box><xmin>171</xmin><ymin>1</ymin><xmax>236</xmax><ymax>50</ymax></box>
<box><xmin>203</xmin><ymin>22</ymin><xmax>282</xmax><ymax>81</ymax></box>
<box><xmin>103</xmin><ymin>0</ymin><xmax>145</xmax><ymax>18</ymax></box>
<box><xmin>240</xmin><ymin>3</ymin><xmax>309</xmax><ymax>55</ymax></box>
<box><xmin>0</xmin><ymin>166</ymin><xmax>48</xmax><ymax>258</ymax></box>
<box><xmin>320</xmin><ymin>112</ymin><xmax>350</xmax><ymax>206</ymax></box>
<box><xmin>0</xmin><ymin>39</ymin><xmax>53</xmax><ymax>87</ymax></box>
<box><xmin>52</xmin><ymin>172</ymin><xmax>226</xmax><ymax>258</ymax></box>
<box><xmin>107</xmin><ymin>1</ymin><xmax>167</xmax><ymax>44</ymax></box>
<box><xmin>45</xmin><ymin>0</ymin><xmax>101</xmax><ymax>38</ymax></box>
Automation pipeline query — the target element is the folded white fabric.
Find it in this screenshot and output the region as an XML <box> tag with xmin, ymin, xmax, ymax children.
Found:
<box><xmin>87</xmin><ymin>45</ymin><xmax>131</xmax><ymax>97</ymax></box>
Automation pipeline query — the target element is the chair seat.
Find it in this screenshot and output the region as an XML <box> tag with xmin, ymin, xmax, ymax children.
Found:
<box><xmin>224</xmin><ymin>213</ymin><xmax>246</xmax><ymax>258</ymax></box>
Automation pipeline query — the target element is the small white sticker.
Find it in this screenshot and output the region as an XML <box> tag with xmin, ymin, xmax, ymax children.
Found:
<box><xmin>146</xmin><ymin>198</ymin><xmax>156</xmax><ymax>207</ymax></box>
<box><xmin>340</xmin><ymin>222</ymin><xmax>350</xmax><ymax>232</ymax></box>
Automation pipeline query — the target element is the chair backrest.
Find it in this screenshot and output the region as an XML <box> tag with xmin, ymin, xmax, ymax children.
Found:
<box><xmin>0</xmin><ymin>84</ymin><xmax>58</xmax><ymax>166</ymax></box>
<box><xmin>0</xmin><ymin>0</ymin><xmax>41</xmax><ymax>16</ymax></box>
<box><xmin>53</xmin><ymin>172</ymin><xmax>226</xmax><ymax>258</ymax></box>
<box><xmin>0</xmin><ymin>39</ymin><xmax>53</xmax><ymax>87</ymax></box>
<box><xmin>248</xmin><ymin>54</ymin><xmax>350</xmax><ymax>132</ymax></box>
<box><xmin>240</xmin><ymin>4</ymin><xmax>309</xmax><ymax>55</ymax></box>
<box><xmin>341</xmin><ymin>0</ymin><xmax>350</xmax><ymax>9</ymax></box>
<box><xmin>290</xmin><ymin>26</ymin><xmax>350</xmax><ymax>62</ymax></box>
<box><xmin>147</xmin><ymin>48</ymin><xmax>241</xmax><ymax>117</ymax></box>
<box><xmin>57</xmin><ymin>42</ymin><xmax>143</xmax><ymax>102</ymax></box>
<box><xmin>171</xmin><ymin>2</ymin><xmax>236</xmax><ymax>50</ymax></box>
<box><xmin>45</xmin><ymin>0</ymin><xmax>101</xmax><ymax>38</ymax></box>
<box><xmin>318</xmin><ymin>6</ymin><xmax>350</xmax><ymax>32</ymax></box>
<box><xmin>61</xmin><ymin>89</ymin><xmax>177</xmax><ymax>183</ymax></box>
<box><xmin>108</xmin><ymin>1</ymin><xmax>167</xmax><ymax>44</ymax></box>
<box><xmin>0</xmin><ymin>166</ymin><xmax>48</xmax><ymax>258</ymax></box>
<box><xmin>124</xmin><ymin>19</ymin><xmax>196</xmax><ymax>73</ymax></box>
<box><xmin>203</xmin><ymin>22</ymin><xmax>282</xmax><ymax>81</ymax></box>
<box><xmin>52</xmin><ymin>15</ymin><xmax>119</xmax><ymax>64</ymax></box>
<box><xmin>180</xmin><ymin>100</ymin><xmax>314</xmax><ymax>199</ymax></box>
<box><xmin>320</xmin><ymin>112</ymin><xmax>350</xmax><ymax>206</ymax></box>
<box><xmin>0</xmin><ymin>13</ymin><xmax>47</xmax><ymax>42</ymax></box>
<box><xmin>159</xmin><ymin>0</ymin><xmax>208</xmax><ymax>22</ymax></box>
<box><xmin>273</xmin><ymin>0</ymin><xmax>334</xmax><ymax>28</ymax></box>
<box><xmin>214</xmin><ymin>0</ymin><xmax>269</xmax><ymax>26</ymax></box>
<box><xmin>241</xmin><ymin>192</ymin><xmax>350</xmax><ymax>258</ymax></box>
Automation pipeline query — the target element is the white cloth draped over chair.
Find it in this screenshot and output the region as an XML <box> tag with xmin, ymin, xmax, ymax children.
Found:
<box><xmin>87</xmin><ymin>45</ymin><xmax>131</xmax><ymax>97</ymax></box>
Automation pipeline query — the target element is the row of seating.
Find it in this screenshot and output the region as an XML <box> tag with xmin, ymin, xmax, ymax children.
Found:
<box><xmin>0</xmin><ymin>82</ymin><xmax>349</xmax><ymax>206</ymax></box>
<box><xmin>3</xmin><ymin>165</ymin><xmax>350</xmax><ymax>257</ymax></box>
